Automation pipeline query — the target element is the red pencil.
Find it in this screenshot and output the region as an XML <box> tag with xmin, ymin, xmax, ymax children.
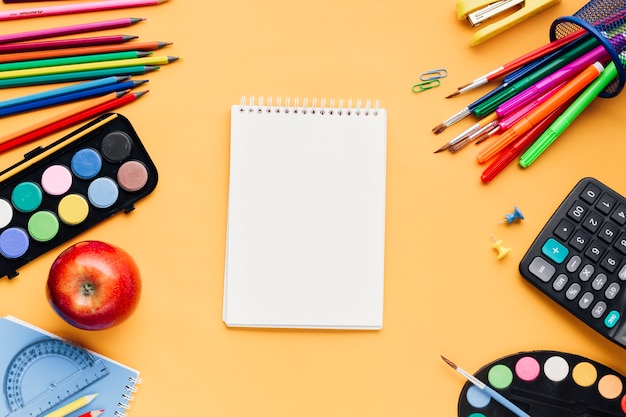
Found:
<box><xmin>0</xmin><ymin>35</ymin><xmax>137</xmax><ymax>55</ymax></box>
<box><xmin>77</xmin><ymin>410</ymin><xmax>104</xmax><ymax>417</ymax></box>
<box><xmin>0</xmin><ymin>90</ymin><xmax>148</xmax><ymax>153</ymax></box>
<box><xmin>0</xmin><ymin>41</ymin><xmax>171</xmax><ymax>64</ymax></box>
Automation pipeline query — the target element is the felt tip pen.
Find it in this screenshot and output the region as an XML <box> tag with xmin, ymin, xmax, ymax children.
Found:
<box><xmin>519</xmin><ymin>60</ymin><xmax>618</xmax><ymax>168</ymax></box>
<box><xmin>477</xmin><ymin>61</ymin><xmax>604</xmax><ymax>164</ymax></box>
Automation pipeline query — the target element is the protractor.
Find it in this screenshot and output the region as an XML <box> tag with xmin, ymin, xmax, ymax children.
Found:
<box><xmin>3</xmin><ymin>338</ymin><xmax>109</xmax><ymax>417</ymax></box>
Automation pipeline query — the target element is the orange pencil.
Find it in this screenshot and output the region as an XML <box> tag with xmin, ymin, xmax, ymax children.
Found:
<box><xmin>476</xmin><ymin>61</ymin><xmax>604</xmax><ymax>164</ymax></box>
<box><xmin>0</xmin><ymin>41</ymin><xmax>171</xmax><ymax>64</ymax></box>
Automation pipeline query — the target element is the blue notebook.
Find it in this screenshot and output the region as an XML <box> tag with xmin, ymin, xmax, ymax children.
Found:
<box><xmin>0</xmin><ymin>315</ymin><xmax>141</xmax><ymax>417</ymax></box>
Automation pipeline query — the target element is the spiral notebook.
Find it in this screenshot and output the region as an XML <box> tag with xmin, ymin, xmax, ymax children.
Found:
<box><xmin>0</xmin><ymin>315</ymin><xmax>141</xmax><ymax>417</ymax></box>
<box><xmin>224</xmin><ymin>97</ymin><xmax>387</xmax><ymax>329</ymax></box>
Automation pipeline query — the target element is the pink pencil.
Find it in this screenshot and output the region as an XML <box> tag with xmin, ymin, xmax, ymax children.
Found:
<box><xmin>0</xmin><ymin>0</ymin><xmax>166</xmax><ymax>20</ymax></box>
<box><xmin>0</xmin><ymin>35</ymin><xmax>136</xmax><ymax>54</ymax></box>
<box><xmin>0</xmin><ymin>18</ymin><xmax>144</xmax><ymax>44</ymax></box>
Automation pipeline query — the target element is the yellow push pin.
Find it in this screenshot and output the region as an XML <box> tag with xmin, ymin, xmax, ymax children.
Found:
<box><xmin>491</xmin><ymin>235</ymin><xmax>510</xmax><ymax>260</ymax></box>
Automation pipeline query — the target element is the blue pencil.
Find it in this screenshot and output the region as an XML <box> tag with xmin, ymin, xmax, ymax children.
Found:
<box><xmin>0</xmin><ymin>79</ymin><xmax>147</xmax><ymax>117</ymax></box>
<box><xmin>0</xmin><ymin>75</ymin><xmax>129</xmax><ymax>110</ymax></box>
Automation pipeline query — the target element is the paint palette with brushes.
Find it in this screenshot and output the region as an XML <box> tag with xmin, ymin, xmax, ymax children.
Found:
<box><xmin>0</xmin><ymin>112</ymin><xmax>157</xmax><ymax>279</ymax></box>
<box><xmin>456</xmin><ymin>350</ymin><xmax>626</xmax><ymax>417</ymax></box>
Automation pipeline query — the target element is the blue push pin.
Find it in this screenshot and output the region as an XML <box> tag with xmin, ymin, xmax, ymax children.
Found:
<box><xmin>500</xmin><ymin>206</ymin><xmax>524</xmax><ymax>224</ymax></box>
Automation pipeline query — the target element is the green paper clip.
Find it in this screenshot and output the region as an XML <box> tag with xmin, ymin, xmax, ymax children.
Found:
<box><xmin>412</xmin><ymin>79</ymin><xmax>440</xmax><ymax>93</ymax></box>
<box><xmin>420</xmin><ymin>68</ymin><xmax>448</xmax><ymax>81</ymax></box>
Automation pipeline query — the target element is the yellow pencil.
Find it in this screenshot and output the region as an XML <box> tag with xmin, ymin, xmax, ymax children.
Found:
<box><xmin>0</xmin><ymin>55</ymin><xmax>178</xmax><ymax>80</ymax></box>
<box><xmin>44</xmin><ymin>394</ymin><xmax>98</xmax><ymax>417</ymax></box>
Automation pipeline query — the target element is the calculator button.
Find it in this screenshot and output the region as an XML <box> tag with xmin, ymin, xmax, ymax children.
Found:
<box><xmin>584</xmin><ymin>240</ymin><xmax>605</xmax><ymax>262</ymax></box>
<box><xmin>611</xmin><ymin>204</ymin><xmax>626</xmax><ymax>225</ymax></box>
<box><xmin>600</xmin><ymin>252</ymin><xmax>620</xmax><ymax>273</ymax></box>
<box><xmin>582</xmin><ymin>212</ymin><xmax>602</xmax><ymax>233</ymax></box>
<box><xmin>553</xmin><ymin>274</ymin><xmax>568</xmax><ymax>291</ymax></box>
<box><xmin>579</xmin><ymin>292</ymin><xmax>594</xmax><ymax>309</ymax></box>
<box><xmin>605</xmin><ymin>310</ymin><xmax>620</xmax><ymax>328</ymax></box>
<box><xmin>554</xmin><ymin>219</ymin><xmax>575</xmax><ymax>241</ymax></box>
<box><xmin>592</xmin><ymin>273</ymin><xmax>608</xmax><ymax>291</ymax></box>
<box><xmin>570</xmin><ymin>230</ymin><xmax>590</xmax><ymax>252</ymax></box>
<box><xmin>619</xmin><ymin>264</ymin><xmax>626</xmax><ymax>280</ymax></box>
<box><xmin>614</xmin><ymin>234</ymin><xmax>626</xmax><ymax>254</ymax></box>
<box><xmin>605</xmin><ymin>282</ymin><xmax>620</xmax><ymax>299</ymax></box>
<box><xmin>592</xmin><ymin>301</ymin><xmax>607</xmax><ymax>319</ymax></box>
<box><xmin>566</xmin><ymin>255</ymin><xmax>582</xmax><ymax>272</ymax></box>
<box><xmin>566</xmin><ymin>283</ymin><xmax>581</xmax><ymax>300</ymax></box>
<box><xmin>579</xmin><ymin>264</ymin><xmax>594</xmax><ymax>281</ymax></box>
<box><xmin>542</xmin><ymin>238</ymin><xmax>568</xmax><ymax>264</ymax></box>
<box><xmin>597</xmin><ymin>194</ymin><xmax>616</xmax><ymax>214</ymax></box>
<box><xmin>528</xmin><ymin>257</ymin><xmax>555</xmax><ymax>282</ymax></box>
<box><xmin>567</xmin><ymin>201</ymin><xmax>587</xmax><ymax>222</ymax></box>
<box><xmin>599</xmin><ymin>222</ymin><xmax>619</xmax><ymax>244</ymax></box>
<box><xmin>581</xmin><ymin>182</ymin><xmax>602</xmax><ymax>204</ymax></box>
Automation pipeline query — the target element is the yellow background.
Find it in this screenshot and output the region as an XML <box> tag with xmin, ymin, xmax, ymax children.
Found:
<box><xmin>1</xmin><ymin>0</ymin><xmax>626</xmax><ymax>416</ymax></box>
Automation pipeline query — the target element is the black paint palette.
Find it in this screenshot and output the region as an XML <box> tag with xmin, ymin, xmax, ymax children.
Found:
<box><xmin>0</xmin><ymin>112</ymin><xmax>157</xmax><ymax>279</ymax></box>
<box><xmin>457</xmin><ymin>350</ymin><xmax>626</xmax><ymax>417</ymax></box>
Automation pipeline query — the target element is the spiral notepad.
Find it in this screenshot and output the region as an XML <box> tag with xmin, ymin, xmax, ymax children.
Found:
<box><xmin>0</xmin><ymin>316</ymin><xmax>141</xmax><ymax>417</ymax></box>
<box><xmin>224</xmin><ymin>97</ymin><xmax>387</xmax><ymax>329</ymax></box>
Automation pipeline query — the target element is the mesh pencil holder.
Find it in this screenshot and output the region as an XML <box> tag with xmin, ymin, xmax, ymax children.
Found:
<box><xmin>550</xmin><ymin>0</ymin><xmax>626</xmax><ymax>98</ymax></box>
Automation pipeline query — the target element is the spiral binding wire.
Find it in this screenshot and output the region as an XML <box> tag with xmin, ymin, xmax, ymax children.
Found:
<box><xmin>113</xmin><ymin>375</ymin><xmax>143</xmax><ymax>417</ymax></box>
<box><xmin>550</xmin><ymin>1</ymin><xmax>626</xmax><ymax>97</ymax></box>
<box><xmin>238</xmin><ymin>96</ymin><xmax>380</xmax><ymax>116</ymax></box>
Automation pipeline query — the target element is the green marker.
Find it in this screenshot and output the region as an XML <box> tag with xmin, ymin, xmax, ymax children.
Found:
<box><xmin>0</xmin><ymin>50</ymin><xmax>151</xmax><ymax>73</ymax></box>
<box><xmin>472</xmin><ymin>35</ymin><xmax>599</xmax><ymax>118</ymax></box>
<box><xmin>519</xmin><ymin>60</ymin><xmax>618</xmax><ymax>168</ymax></box>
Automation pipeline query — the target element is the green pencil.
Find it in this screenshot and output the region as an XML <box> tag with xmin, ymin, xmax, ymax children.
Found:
<box><xmin>0</xmin><ymin>55</ymin><xmax>178</xmax><ymax>80</ymax></box>
<box><xmin>0</xmin><ymin>51</ymin><xmax>151</xmax><ymax>72</ymax></box>
<box><xmin>0</xmin><ymin>65</ymin><xmax>160</xmax><ymax>88</ymax></box>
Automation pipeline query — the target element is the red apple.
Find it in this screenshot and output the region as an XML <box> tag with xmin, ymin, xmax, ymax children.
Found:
<box><xmin>46</xmin><ymin>240</ymin><xmax>142</xmax><ymax>330</ymax></box>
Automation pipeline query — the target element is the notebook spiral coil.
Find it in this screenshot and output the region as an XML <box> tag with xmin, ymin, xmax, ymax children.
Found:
<box><xmin>113</xmin><ymin>376</ymin><xmax>143</xmax><ymax>417</ymax></box>
<box><xmin>238</xmin><ymin>96</ymin><xmax>381</xmax><ymax>116</ymax></box>
<box><xmin>550</xmin><ymin>1</ymin><xmax>626</xmax><ymax>97</ymax></box>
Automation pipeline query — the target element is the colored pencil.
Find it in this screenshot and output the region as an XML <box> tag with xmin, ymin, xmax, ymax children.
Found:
<box><xmin>0</xmin><ymin>90</ymin><xmax>148</xmax><ymax>153</ymax></box>
<box><xmin>0</xmin><ymin>17</ymin><xmax>144</xmax><ymax>44</ymax></box>
<box><xmin>0</xmin><ymin>35</ymin><xmax>137</xmax><ymax>55</ymax></box>
<box><xmin>77</xmin><ymin>411</ymin><xmax>104</xmax><ymax>417</ymax></box>
<box><xmin>43</xmin><ymin>394</ymin><xmax>98</xmax><ymax>417</ymax></box>
<box><xmin>0</xmin><ymin>75</ymin><xmax>129</xmax><ymax>110</ymax></box>
<box><xmin>0</xmin><ymin>56</ymin><xmax>177</xmax><ymax>80</ymax></box>
<box><xmin>0</xmin><ymin>79</ymin><xmax>147</xmax><ymax>117</ymax></box>
<box><xmin>0</xmin><ymin>0</ymin><xmax>167</xmax><ymax>21</ymax></box>
<box><xmin>0</xmin><ymin>65</ymin><xmax>159</xmax><ymax>88</ymax></box>
<box><xmin>0</xmin><ymin>51</ymin><xmax>151</xmax><ymax>73</ymax></box>
<box><xmin>0</xmin><ymin>41</ymin><xmax>171</xmax><ymax>64</ymax></box>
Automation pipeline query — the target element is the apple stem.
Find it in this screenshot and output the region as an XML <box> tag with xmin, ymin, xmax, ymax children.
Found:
<box><xmin>81</xmin><ymin>282</ymin><xmax>96</xmax><ymax>296</ymax></box>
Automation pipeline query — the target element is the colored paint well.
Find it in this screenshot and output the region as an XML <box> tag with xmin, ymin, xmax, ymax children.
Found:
<box><xmin>11</xmin><ymin>182</ymin><xmax>42</xmax><ymax>213</ymax></box>
<box><xmin>487</xmin><ymin>364</ymin><xmax>513</xmax><ymax>389</ymax></box>
<box><xmin>101</xmin><ymin>130</ymin><xmax>132</xmax><ymax>162</ymax></box>
<box><xmin>466</xmin><ymin>385</ymin><xmax>490</xmax><ymax>408</ymax></box>
<box><xmin>515</xmin><ymin>356</ymin><xmax>540</xmax><ymax>382</ymax></box>
<box><xmin>28</xmin><ymin>211</ymin><xmax>59</xmax><ymax>242</ymax></box>
<box><xmin>88</xmin><ymin>177</ymin><xmax>119</xmax><ymax>208</ymax></box>
<box><xmin>41</xmin><ymin>165</ymin><xmax>72</xmax><ymax>196</ymax></box>
<box><xmin>544</xmin><ymin>355</ymin><xmax>569</xmax><ymax>382</ymax></box>
<box><xmin>58</xmin><ymin>194</ymin><xmax>89</xmax><ymax>226</ymax></box>
<box><xmin>117</xmin><ymin>160</ymin><xmax>149</xmax><ymax>192</ymax></box>
<box><xmin>0</xmin><ymin>199</ymin><xmax>13</xmax><ymax>229</ymax></box>
<box><xmin>572</xmin><ymin>362</ymin><xmax>597</xmax><ymax>387</ymax></box>
<box><xmin>0</xmin><ymin>227</ymin><xmax>28</xmax><ymax>259</ymax></box>
<box><xmin>598</xmin><ymin>374</ymin><xmax>623</xmax><ymax>399</ymax></box>
<box><xmin>71</xmin><ymin>147</ymin><xmax>102</xmax><ymax>179</ymax></box>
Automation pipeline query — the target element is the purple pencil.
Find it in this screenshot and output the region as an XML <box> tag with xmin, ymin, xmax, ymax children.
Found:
<box><xmin>0</xmin><ymin>17</ymin><xmax>144</xmax><ymax>44</ymax></box>
<box><xmin>0</xmin><ymin>35</ymin><xmax>137</xmax><ymax>54</ymax></box>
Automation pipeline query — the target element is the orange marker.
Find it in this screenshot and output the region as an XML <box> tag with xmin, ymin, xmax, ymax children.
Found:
<box><xmin>476</xmin><ymin>61</ymin><xmax>604</xmax><ymax>164</ymax></box>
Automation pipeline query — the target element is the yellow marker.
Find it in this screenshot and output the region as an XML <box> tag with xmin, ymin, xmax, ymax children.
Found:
<box><xmin>44</xmin><ymin>394</ymin><xmax>98</xmax><ymax>417</ymax></box>
<box><xmin>491</xmin><ymin>235</ymin><xmax>511</xmax><ymax>260</ymax></box>
<box><xmin>456</xmin><ymin>0</ymin><xmax>562</xmax><ymax>46</ymax></box>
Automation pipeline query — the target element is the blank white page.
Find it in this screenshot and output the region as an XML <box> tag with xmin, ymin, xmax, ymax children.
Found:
<box><xmin>224</xmin><ymin>98</ymin><xmax>387</xmax><ymax>329</ymax></box>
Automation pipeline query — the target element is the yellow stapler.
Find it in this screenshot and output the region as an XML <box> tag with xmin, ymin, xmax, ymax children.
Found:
<box><xmin>457</xmin><ymin>0</ymin><xmax>562</xmax><ymax>46</ymax></box>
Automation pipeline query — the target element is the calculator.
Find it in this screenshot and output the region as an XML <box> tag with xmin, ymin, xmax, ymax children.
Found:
<box><xmin>519</xmin><ymin>177</ymin><xmax>626</xmax><ymax>349</ymax></box>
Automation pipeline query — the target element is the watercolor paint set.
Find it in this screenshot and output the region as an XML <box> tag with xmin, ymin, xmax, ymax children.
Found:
<box><xmin>0</xmin><ymin>112</ymin><xmax>157</xmax><ymax>279</ymax></box>
<box><xmin>456</xmin><ymin>350</ymin><xmax>626</xmax><ymax>417</ymax></box>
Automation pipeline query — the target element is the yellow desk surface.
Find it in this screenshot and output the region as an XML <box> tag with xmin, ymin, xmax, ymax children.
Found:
<box><xmin>2</xmin><ymin>0</ymin><xmax>626</xmax><ymax>416</ymax></box>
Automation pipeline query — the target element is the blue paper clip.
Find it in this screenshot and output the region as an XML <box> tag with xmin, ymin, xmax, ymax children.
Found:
<box><xmin>412</xmin><ymin>79</ymin><xmax>440</xmax><ymax>93</ymax></box>
<box><xmin>420</xmin><ymin>69</ymin><xmax>448</xmax><ymax>81</ymax></box>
